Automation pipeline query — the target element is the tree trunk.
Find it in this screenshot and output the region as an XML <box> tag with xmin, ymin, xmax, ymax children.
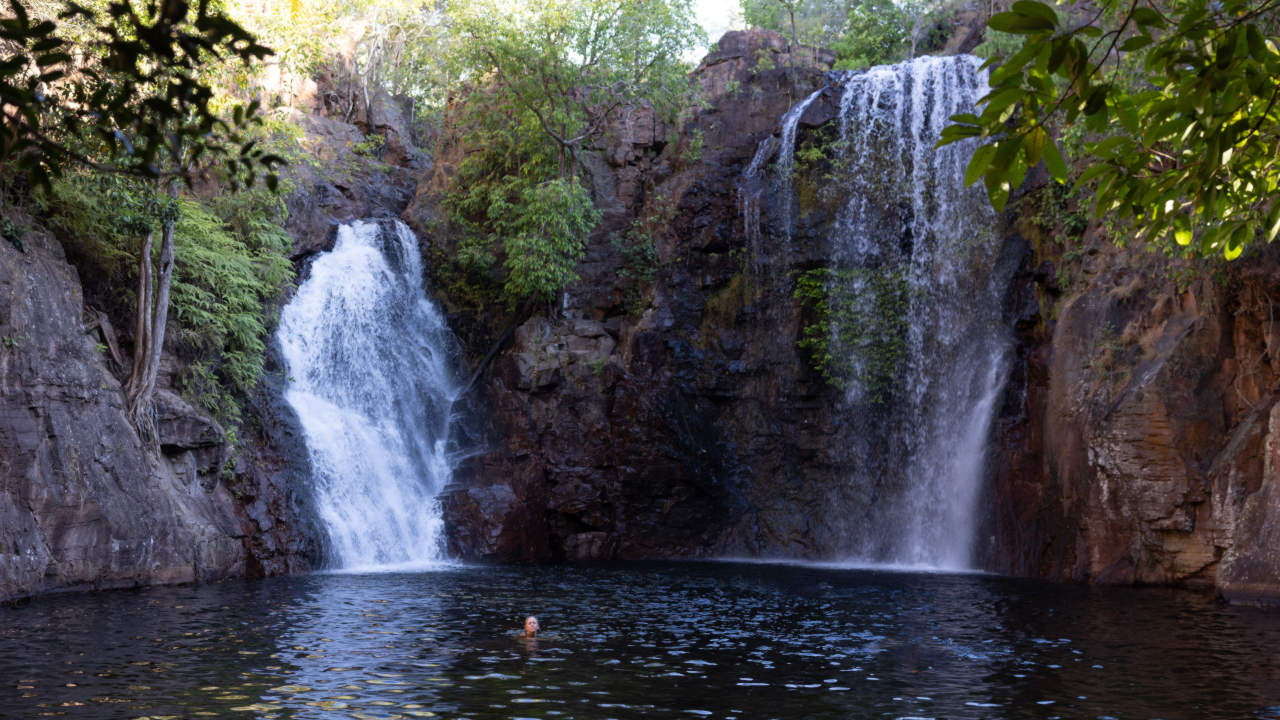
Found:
<box><xmin>144</xmin><ymin>216</ymin><xmax>175</xmax><ymax>398</ymax></box>
<box><xmin>786</xmin><ymin>1</ymin><xmax>799</xmax><ymax>100</ymax></box>
<box><xmin>125</xmin><ymin>185</ymin><xmax>177</xmax><ymax>446</ymax></box>
<box><xmin>125</xmin><ymin>230</ymin><xmax>154</xmax><ymax>405</ymax></box>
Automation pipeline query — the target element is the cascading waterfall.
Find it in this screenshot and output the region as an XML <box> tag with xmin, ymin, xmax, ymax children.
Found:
<box><xmin>765</xmin><ymin>56</ymin><xmax>1008</xmax><ymax>569</ymax></box>
<box><xmin>278</xmin><ymin>219</ymin><xmax>460</xmax><ymax>570</ymax></box>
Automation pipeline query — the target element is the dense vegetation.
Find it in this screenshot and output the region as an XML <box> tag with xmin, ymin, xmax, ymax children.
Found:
<box><xmin>2</xmin><ymin>0</ymin><xmax>287</xmax><ymax>442</ymax></box>
<box><xmin>5</xmin><ymin>0</ymin><xmax>1276</xmax><ymax>437</ymax></box>
<box><xmin>795</xmin><ymin>268</ymin><xmax>911</xmax><ymax>402</ymax></box>
<box><xmin>38</xmin><ymin>174</ymin><xmax>294</xmax><ymax>429</ymax></box>
<box><xmin>0</xmin><ymin>0</ymin><xmax>708</xmax><ymax>443</ymax></box>
<box><xmin>740</xmin><ymin>0</ymin><xmax>956</xmax><ymax>69</ymax></box>
<box><xmin>438</xmin><ymin>0</ymin><xmax>701</xmax><ymax>307</ymax></box>
<box><xmin>944</xmin><ymin>0</ymin><xmax>1280</xmax><ymax>260</ymax></box>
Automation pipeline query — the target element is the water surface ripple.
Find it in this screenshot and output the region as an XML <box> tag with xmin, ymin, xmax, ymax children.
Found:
<box><xmin>2</xmin><ymin>563</ymin><xmax>1278</xmax><ymax>719</ymax></box>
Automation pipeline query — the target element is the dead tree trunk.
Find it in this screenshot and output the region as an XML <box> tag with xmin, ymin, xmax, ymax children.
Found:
<box><xmin>125</xmin><ymin>184</ymin><xmax>178</xmax><ymax>446</ymax></box>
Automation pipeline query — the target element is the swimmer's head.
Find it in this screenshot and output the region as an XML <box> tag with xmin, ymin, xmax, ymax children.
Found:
<box><xmin>524</xmin><ymin>616</ymin><xmax>539</xmax><ymax>636</ymax></box>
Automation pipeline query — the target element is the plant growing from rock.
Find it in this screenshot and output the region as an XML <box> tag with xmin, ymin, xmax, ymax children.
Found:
<box><xmin>2</xmin><ymin>0</ymin><xmax>283</xmax><ymax>442</ymax></box>
<box><xmin>439</xmin><ymin>0</ymin><xmax>702</xmax><ymax>307</ymax></box>
<box><xmin>794</xmin><ymin>266</ymin><xmax>912</xmax><ymax>403</ymax></box>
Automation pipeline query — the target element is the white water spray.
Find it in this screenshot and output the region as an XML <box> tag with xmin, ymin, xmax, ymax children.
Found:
<box><xmin>766</xmin><ymin>56</ymin><xmax>1008</xmax><ymax>569</ymax></box>
<box><xmin>278</xmin><ymin>219</ymin><xmax>460</xmax><ymax>570</ymax></box>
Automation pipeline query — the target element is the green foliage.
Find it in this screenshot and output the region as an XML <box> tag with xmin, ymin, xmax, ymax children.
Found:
<box><xmin>741</xmin><ymin>0</ymin><xmax>849</xmax><ymax>47</ymax></box>
<box><xmin>831</xmin><ymin>0</ymin><xmax>949</xmax><ymax>69</ymax></box>
<box><xmin>441</xmin><ymin>0</ymin><xmax>702</xmax><ymax>306</ymax></box>
<box><xmin>741</xmin><ymin>0</ymin><xmax>953</xmax><ymax>69</ymax></box>
<box><xmin>1018</xmin><ymin>180</ymin><xmax>1088</xmax><ymax>246</ymax></box>
<box><xmin>1</xmin><ymin>215</ymin><xmax>26</xmax><ymax>252</ymax></box>
<box><xmin>0</xmin><ymin>0</ymin><xmax>281</xmax><ymax>190</ymax></box>
<box><xmin>972</xmin><ymin>28</ymin><xmax>1025</xmax><ymax>60</ymax></box>
<box><xmin>493</xmin><ymin>177</ymin><xmax>601</xmax><ymax>304</ymax></box>
<box><xmin>791</xmin><ymin>125</ymin><xmax>854</xmax><ymax>213</ymax></box>
<box><xmin>228</xmin><ymin>0</ymin><xmax>460</xmax><ymax>140</ymax></box>
<box><xmin>794</xmin><ymin>267</ymin><xmax>911</xmax><ymax>402</ymax></box>
<box><xmin>37</xmin><ymin>173</ymin><xmax>156</xmax><ymax>300</ymax></box>
<box><xmin>352</xmin><ymin>133</ymin><xmax>386</xmax><ymax>157</ymax></box>
<box><xmin>680</xmin><ymin>128</ymin><xmax>705</xmax><ymax>166</ymax></box>
<box><xmin>37</xmin><ymin>171</ymin><xmax>293</xmax><ymax>426</ymax></box>
<box><xmin>940</xmin><ymin>0</ymin><xmax>1280</xmax><ymax>260</ymax></box>
<box><xmin>612</xmin><ymin>223</ymin><xmax>661</xmax><ymax>315</ymax></box>
<box><xmin>170</xmin><ymin>195</ymin><xmax>294</xmax><ymax>425</ymax></box>
<box><xmin>447</xmin><ymin>0</ymin><xmax>702</xmax><ymax>173</ymax></box>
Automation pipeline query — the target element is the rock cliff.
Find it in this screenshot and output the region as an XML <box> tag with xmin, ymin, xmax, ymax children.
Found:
<box><xmin>0</xmin><ymin>80</ymin><xmax>419</xmax><ymax>600</ymax></box>
<box><xmin>431</xmin><ymin>30</ymin><xmax>873</xmax><ymax>562</ymax></box>
<box><xmin>0</xmin><ymin>218</ymin><xmax>246</xmax><ymax>600</ymax></box>
<box><xmin>989</xmin><ymin>210</ymin><xmax>1280</xmax><ymax>604</ymax></box>
<box><xmin>429</xmin><ymin>30</ymin><xmax>1280</xmax><ymax>605</ymax></box>
<box><xmin>5</xmin><ymin>25</ymin><xmax>1280</xmax><ymax>607</ymax></box>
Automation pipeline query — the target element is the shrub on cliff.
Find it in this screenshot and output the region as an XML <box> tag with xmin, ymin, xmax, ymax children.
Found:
<box><xmin>38</xmin><ymin>173</ymin><xmax>295</xmax><ymax>430</ymax></box>
<box><xmin>1</xmin><ymin>0</ymin><xmax>283</xmax><ymax>442</ymax></box>
<box><xmin>794</xmin><ymin>267</ymin><xmax>912</xmax><ymax>402</ymax></box>
<box><xmin>438</xmin><ymin>0</ymin><xmax>702</xmax><ymax>307</ymax></box>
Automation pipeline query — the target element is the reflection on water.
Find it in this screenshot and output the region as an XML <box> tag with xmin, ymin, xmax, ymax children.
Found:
<box><xmin>2</xmin><ymin>562</ymin><xmax>1279</xmax><ymax>719</ymax></box>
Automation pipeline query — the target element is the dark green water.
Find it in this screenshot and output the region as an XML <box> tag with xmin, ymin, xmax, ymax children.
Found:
<box><xmin>2</xmin><ymin>562</ymin><xmax>1278</xmax><ymax>719</ymax></box>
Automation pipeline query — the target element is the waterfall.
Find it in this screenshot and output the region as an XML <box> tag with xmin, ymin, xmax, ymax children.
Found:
<box><xmin>277</xmin><ymin>219</ymin><xmax>460</xmax><ymax>570</ymax></box>
<box><xmin>770</xmin><ymin>56</ymin><xmax>1008</xmax><ymax>569</ymax></box>
<box><xmin>740</xmin><ymin>88</ymin><xmax>824</xmax><ymax>272</ymax></box>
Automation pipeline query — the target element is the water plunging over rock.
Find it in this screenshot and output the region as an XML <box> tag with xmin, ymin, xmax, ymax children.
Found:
<box><xmin>740</xmin><ymin>88</ymin><xmax>824</xmax><ymax>271</ymax></box>
<box><xmin>775</xmin><ymin>56</ymin><xmax>1008</xmax><ymax>569</ymax></box>
<box><xmin>278</xmin><ymin>219</ymin><xmax>461</xmax><ymax>569</ymax></box>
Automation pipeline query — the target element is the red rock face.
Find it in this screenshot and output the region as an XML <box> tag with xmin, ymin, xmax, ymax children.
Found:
<box><xmin>988</xmin><ymin>219</ymin><xmax>1280</xmax><ymax>603</ymax></box>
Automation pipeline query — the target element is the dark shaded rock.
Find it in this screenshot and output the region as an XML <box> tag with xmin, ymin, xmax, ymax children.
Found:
<box><xmin>440</xmin><ymin>482</ymin><xmax>530</xmax><ymax>561</ymax></box>
<box><xmin>227</xmin><ymin>336</ymin><xmax>327</xmax><ymax>578</ymax></box>
<box><xmin>0</xmin><ymin>217</ymin><xmax>244</xmax><ymax>601</ymax></box>
<box><xmin>280</xmin><ymin>110</ymin><xmax>419</xmax><ymax>259</ymax></box>
<box><xmin>437</xmin><ymin>31</ymin><xmax>849</xmax><ymax>563</ymax></box>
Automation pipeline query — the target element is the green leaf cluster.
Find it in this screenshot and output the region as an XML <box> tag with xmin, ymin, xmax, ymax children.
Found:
<box><xmin>794</xmin><ymin>266</ymin><xmax>912</xmax><ymax>403</ymax></box>
<box><xmin>941</xmin><ymin>0</ymin><xmax>1280</xmax><ymax>260</ymax></box>
<box><xmin>1</xmin><ymin>0</ymin><xmax>282</xmax><ymax>189</ymax></box>
<box><xmin>740</xmin><ymin>0</ymin><xmax>953</xmax><ymax>70</ymax></box>
<box><xmin>440</xmin><ymin>0</ymin><xmax>701</xmax><ymax>306</ymax></box>
<box><xmin>611</xmin><ymin>218</ymin><xmax>663</xmax><ymax>315</ymax></box>
<box><xmin>170</xmin><ymin>193</ymin><xmax>294</xmax><ymax>425</ymax></box>
<box><xmin>38</xmin><ymin>172</ymin><xmax>294</xmax><ymax>426</ymax></box>
<box><xmin>492</xmin><ymin>177</ymin><xmax>601</xmax><ymax>304</ymax></box>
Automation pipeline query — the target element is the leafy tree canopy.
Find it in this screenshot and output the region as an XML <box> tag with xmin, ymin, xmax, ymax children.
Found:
<box><xmin>447</xmin><ymin>0</ymin><xmax>702</xmax><ymax>177</ymax></box>
<box><xmin>740</xmin><ymin>0</ymin><xmax>955</xmax><ymax>69</ymax></box>
<box><xmin>940</xmin><ymin>0</ymin><xmax>1280</xmax><ymax>260</ymax></box>
<box><xmin>441</xmin><ymin>0</ymin><xmax>702</xmax><ymax>304</ymax></box>
<box><xmin>1</xmin><ymin>0</ymin><xmax>282</xmax><ymax>189</ymax></box>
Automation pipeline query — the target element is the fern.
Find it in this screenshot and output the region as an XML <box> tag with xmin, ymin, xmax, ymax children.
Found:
<box><xmin>38</xmin><ymin>170</ymin><xmax>295</xmax><ymax>431</ymax></box>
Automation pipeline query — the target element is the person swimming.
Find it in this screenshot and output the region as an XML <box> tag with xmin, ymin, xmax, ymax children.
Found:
<box><xmin>521</xmin><ymin>616</ymin><xmax>539</xmax><ymax>638</ymax></box>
